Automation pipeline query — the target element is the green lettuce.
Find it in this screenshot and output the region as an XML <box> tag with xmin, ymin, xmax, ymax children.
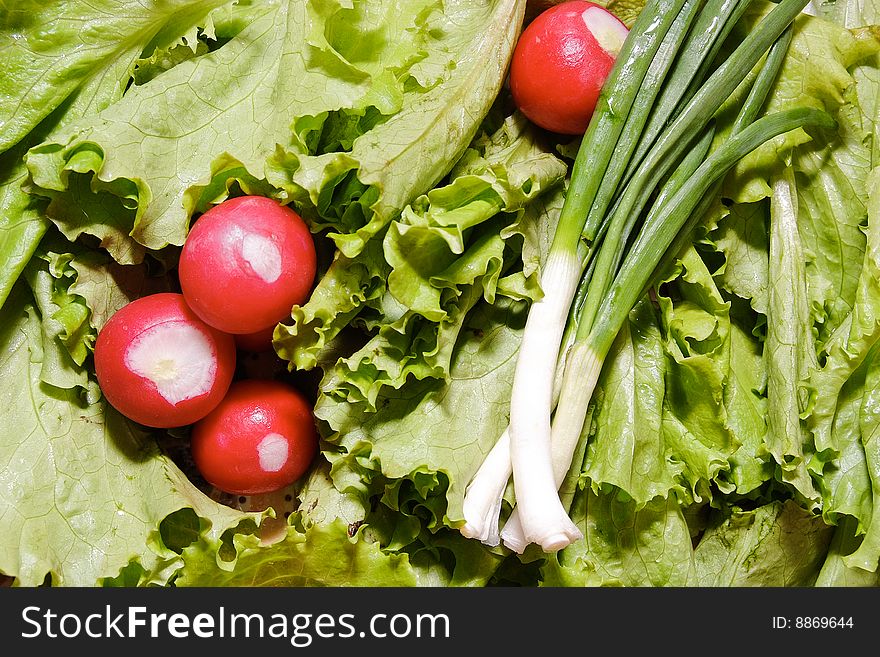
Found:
<box><xmin>328</xmin><ymin>120</ymin><xmax>566</xmax><ymax>406</ymax></box>
<box><xmin>24</xmin><ymin>0</ymin><xmax>527</xmax><ymax>264</ymax></box>
<box><xmin>0</xmin><ymin>0</ymin><xmax>232</xmax><ymax>155</ymax></box>
<box><xmin>693</xmin><ymin>500</ymin><xmax>833</xmax><ymax>586</ymax></box>
<box><xmin>706</xmin><ymin>5</ymin><xmax>880</xmax><ymax>577</ymax></box>
<box><xmin>541</xmin><ymin>488</ymin><xmax>697</xmax><ymax>587</ymax></box>
<box><xmin>175</xmin><ymin>521</ymin><xmax>419</xmax><ymax>587</ymax></box>
<box><xmin>298</xmin><ymin>114</ymin><xmax>568</xmax><ymax>570</ymax></box>
<box><xmin>315</xmin><ymin>296</ymin><xmax>528</xmax><ymax>533</ymax></box>
<box><xmin>0</xmin><ymin>144</ymin><xmax>49</xmax><ymax>310</ymax></box>
<box><xmin>765</xmin><ymin>168</ymin><xmax>821</xmax><ymax>504</ymax></box>
<box><xmin>277</xmin><ymin>114</ymin><xmax>566</xmax><ymax>400</ymax></box>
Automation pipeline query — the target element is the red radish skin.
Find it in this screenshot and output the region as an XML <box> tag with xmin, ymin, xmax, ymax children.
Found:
<box><xmin>179</xmin><ymin>196</ymin><xmax>317</xmax><ymax>335</ymax></box>
<box><xmin>190</xmin><ymin>379</ymin><xmax>318</xmax><ymax>496</ymax></box>
<box><xmin>233</xmin><ymin>324</ymin><xmax>276</xmax><ymax>353</ymax></box>
<box><xmin>510</xmin><ymin>1</ymin><xmax>629</xmax><ymax>135</ymax></box>
<box><xmin>94</xmin><ymin>293</ymin><xmax>236</xmax><ymax>428</ymax></box>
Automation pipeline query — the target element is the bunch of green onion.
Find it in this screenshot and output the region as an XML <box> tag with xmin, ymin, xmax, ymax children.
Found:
<box><xmin>460</xmin><ymin>0</ymin><xmax>836</xmax><ymax>553</ymax></box>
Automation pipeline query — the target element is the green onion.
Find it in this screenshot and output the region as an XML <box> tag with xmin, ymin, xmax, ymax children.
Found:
<box><xmin>580</xmin><ymin>0</ymin><xmax>703</xmax><ymax>254</ymax></box>
<box><xmin>500</xmin><ymin>0</ymin><xmax>692</xmax><ymax>552</ymax></box>
<box><xmin>499</xmin><ymin>123</ymin><xmax>716</xmax><ymax>553</ymax></box>
<box><xmin>625</xmin><ymin>0</ymin><xmax>756</xmax><ymax>181</ymax></box>
<box><xmin>577</xmin><ymin>0</ymin><xmax>809</xmax><ymax>342</ymax></box>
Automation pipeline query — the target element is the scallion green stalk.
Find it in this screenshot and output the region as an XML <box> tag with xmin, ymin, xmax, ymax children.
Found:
<box><xmin>577</xmin><ymin>0</ymin><xmax>810</xmax><ymax>341</ymax></box>
<box><xmin>624</xmin><ymin>0</ymin><xmax>756</xmax><ymax>181</ymax></box>
<box><xmin>580</xmin><ymin>0</ymin><xmax>703</xmax><ymax>250</ymax></box>
<box><xmin>546</xmin><ymin>108</ymin><xmax>836</xmax><ymax>524</ymax></box>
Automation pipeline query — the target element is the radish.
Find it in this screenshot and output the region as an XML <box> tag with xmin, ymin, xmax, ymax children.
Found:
<box><xmin>233</xmin><ymin>324</ymin><xmax>276</xmax><ymax>353</ymax></box>
<box><xmin>94</xmin><ymin>293</ymin><xmax>237</xmax><ymax>428</ymax></box>
<box><xmin>509</xmin><ymin>1</ymin><xmax>629</xmax><ymax>135</ymax></box>
<box><xmin>190</xmin><ymin>379</ymin><xmax>318</xmax><ymax>495</ymax></box>
<box><xmin>178</xmin><ymin>195</ymin><xmax>317</xmax><ymax>335</ymax></box>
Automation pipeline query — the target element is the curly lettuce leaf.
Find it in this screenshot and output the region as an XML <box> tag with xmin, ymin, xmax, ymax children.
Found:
<box><xmin>14</xmin><ymin>228</ymin><xmax>175</xmax><ymax>396</ymax></box>
<box><xmin>21</xmin><ymin>246</ymin><xmax>93</xmax><ymax>391</ymax></box>
<box><xmin>813</xmin><ymin>0</ymin><xmax>880</xmax><ymax>29</ymax></box>
<box><xmin>328</xmin><ymin>279</ymin><xmax>495</xmax><ymax>409</ymax></box>
<box><xmin>0</xmin><ymin>38</ymin><xmax>145</xmax><ymax>309</ymax></box>
<box><xmin>724</xmin><ymin>305</ymin><xmax>773</xmax><ymax>494</ymax></box>
<box><xmin>1</xmin><ymin>0</ymin><xmax>228</xmax><ymax>309</ymax></box>
<box><xmin>383</xmin><ymin>113</ymin><xmax>568</xmax><ymax>320</ymax></box>
<box><xmin>175</xmin><ymin>520</ymin><xmax>419</xmax><ymax>587</ymax></box>
<box><xmin>724</xmin><ymin>6</ymin><xmax>879</xmax><ymax>203</ymax></box>
<box><xmin>710</xmin><ymin>201</ymin><xmax>770</xmax><ymax>316</ymax></box>
<box><xmin>315</xmin><ymin>297</ymin><xmax>527</xmax><ymax>529</ymax></box>
<box><xmin>277</xmin><ymin>114</ymin><xmax>566</xmax><ymax>404</ymax></box>
<box><xmin>296</xmin><ymin>459</ymin><xmax>367</xmax><ymax>531</ymax></box>
<box><xmin>721</xmin><ymin>8</ymin><xmax>880</xmax><ymax>356</ymax></box>
<box><xmin>657</xmin><ymin>247</ymin><xmax>740</xmax><ymax>503</ymax></box>
<box><xmin>309</xmin><ymin>0</ymin><xmax>530</xmax><ymax>258</ymax></box>
<box><xmin>806</xmin><ymin>87</ymin><xmax>880</xmax><ymax>461</ymax></box>
<box><xmin>708</xmin><ymin>4</ymin><xmax>880</xmax><ymax>550</ymax></box>
<box><xmin>275</xmin><ymin>239</ymin><xmax>390</xmax><ymax>373</ymax></box>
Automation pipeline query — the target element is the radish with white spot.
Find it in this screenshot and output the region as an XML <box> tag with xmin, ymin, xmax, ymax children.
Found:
<box><xmin>94</xmin><ymin>293</ymin><xmax>237</xmax><ymax>428</ymax></box>
<box><xmin>179</xmin><ymin>195</ymin><xmax>317</xmax><ymax>335</ymax></box>
<box><xmin>190</xmin><ymin>379</ymin><xmax>318</xmax><ymax>495</ymax></box>
<box><xmin>509</xmin><ymin>1</ymin><xmax>629</xmax><ymax>135</ymax></box>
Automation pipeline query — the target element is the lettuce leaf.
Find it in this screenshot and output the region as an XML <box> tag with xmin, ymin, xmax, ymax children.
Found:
<box><xmin>765</xmin><ymin>168</ymin><xmax>821</xmax><ymax>504</ymax></box>
<box><xmin>24</xmin><ymin>0</ymin><xmax>527</xmax><ymax>264</ymax></box>
<box><xmin>0</xmin><ymin>145</ymin><xmax>49</xmax><ymax>310</ymax></box>
<box><xmin>175</xmin><ymin>521</ymin><xmax>419</xmax><ymax>587</ymax></box>
<box><xmin>277</xmin><ymin>114</ymin><xmax>566</xmax><ymax>401</ymax></box>
<box><xmin>541</xmin><ymin>486</ymin><xmax>696</xmax><ymax>587</ymax></box>
<box><xmin>816</xmin><ymin>516</ymin><xmax>880</xmax><ymax>585</ymax></box>
<box><xmin>0</xmin><ymin>0</ymin><xmax>233</xmax><ymax>155</ymax></box>
<box><xmin>698</xmin><ymin>5</ymin><xmax>880</xmax><ymax>574</ymax></box>
<box><xmin>315</xmin><ymin>296</ymin><xmax>527</xmax><ymax>531</ymax></box>
<box><xmin>581</xmin><ymin>300</ymin><xmax>673</xmax><ymax>506</ymax></box>
<box><xmin>693</xmin><ymin>500</ymin><xmax>833</xmax><ymax>586</ymax></box>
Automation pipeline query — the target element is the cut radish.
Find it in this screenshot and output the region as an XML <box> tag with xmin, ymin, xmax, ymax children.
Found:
<box><xmin>190</xmin><ymin>379</ymin><xmax>318</xmax><ymax>495</ymax></box>
<box><xmin>179</xmin><ymin>195</ymin><xmax>317</xmax><ymax>335</ymax></box>
<box><xmin>510</xmin><ymin>1</ymin><xmax>629</xmax><ymax>135</ymax></box>
<box><xmin>125</xmin><ymin>322</ymin><xmax>217</xmax><ymax>405</ymax></box>
<box><xmin>94</xmin><ymin>293</ymin><xmax>236</xmax><ymax>428</ymax></box>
